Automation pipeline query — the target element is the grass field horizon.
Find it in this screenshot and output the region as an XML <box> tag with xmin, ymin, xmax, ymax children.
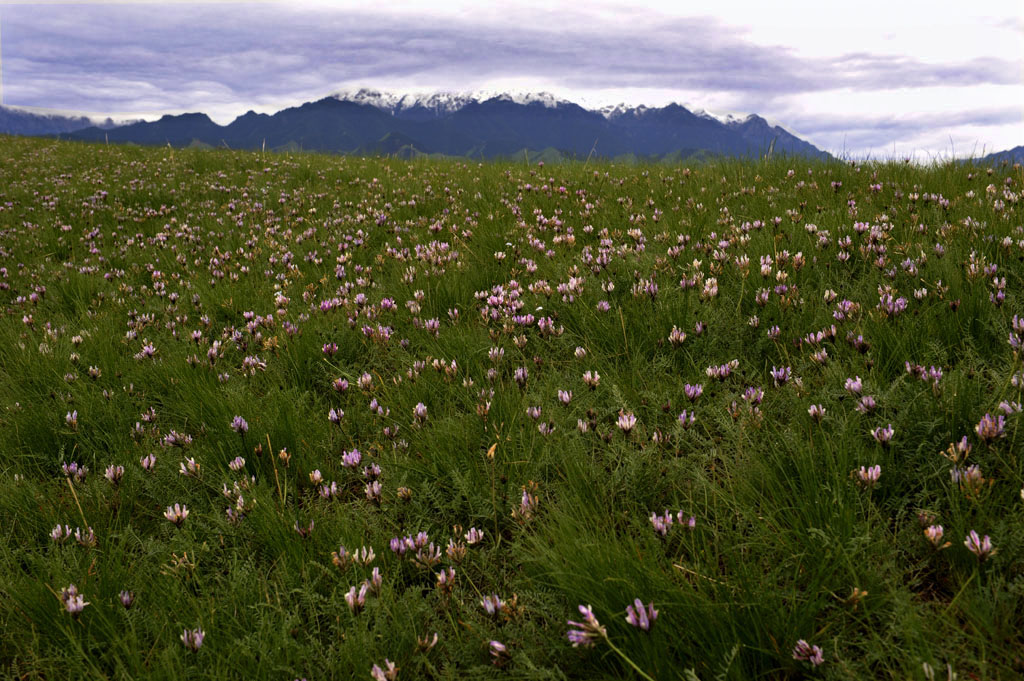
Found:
<box><xmin>1</xmin><ymin>135</ymin><xmax>1022</xmax><ymax>680</ymax></box>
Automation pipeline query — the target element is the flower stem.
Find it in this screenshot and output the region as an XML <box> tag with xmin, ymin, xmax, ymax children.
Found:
<box><xmin>602</xmin><ymin>633</ymin><xmax>656</xmax><ymax>681</ymax></box>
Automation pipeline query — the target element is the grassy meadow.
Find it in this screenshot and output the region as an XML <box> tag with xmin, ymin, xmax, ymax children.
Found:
<box><xmin>0</xmin><ymin>135</ymin><xmax>1022</xmax><ymax>680</ymax></box>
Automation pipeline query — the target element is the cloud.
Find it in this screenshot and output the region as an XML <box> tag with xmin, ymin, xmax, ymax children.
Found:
<box><xmin>0</xmin><ymin>2</ymin><xmax>1019</xmax><ymax>156</ymax></box>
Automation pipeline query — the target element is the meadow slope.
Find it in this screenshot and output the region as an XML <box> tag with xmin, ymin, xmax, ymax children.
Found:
<box><xmin>0</xmin><ymin>136</ymin><xmax>1022</xmax><ymax>680</ymax></box>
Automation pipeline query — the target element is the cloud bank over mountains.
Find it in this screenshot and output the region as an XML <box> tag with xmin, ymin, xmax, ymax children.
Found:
<box><xmin>1</xmin><ymin>1</ymin><xmax>1020</xmax><ymax>159</ymax></box>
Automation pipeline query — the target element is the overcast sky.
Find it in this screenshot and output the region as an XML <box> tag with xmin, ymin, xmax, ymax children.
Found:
<box><xmin>1</xmin><ymin>0</ymin><xmax>1021</xmax><ymax>159</ymax></box>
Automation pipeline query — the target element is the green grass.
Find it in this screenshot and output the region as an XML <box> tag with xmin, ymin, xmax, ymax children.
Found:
<box><xmin>1</xmin><ymin>135</ymin><xmax>1023</xmax><ymax>680</ymax></box>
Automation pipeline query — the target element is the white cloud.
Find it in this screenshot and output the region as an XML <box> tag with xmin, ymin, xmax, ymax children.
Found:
<box><xmin>0</xmin><ymin>0</ymin><xmax>1020</xmax><ymax>157</ymax></box>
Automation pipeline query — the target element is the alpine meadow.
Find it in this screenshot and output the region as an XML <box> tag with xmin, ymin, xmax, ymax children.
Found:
<box><xmin>2</xmin><ymin>135</ymin><xmax>1024</xmax><ymax>681</ymax></box>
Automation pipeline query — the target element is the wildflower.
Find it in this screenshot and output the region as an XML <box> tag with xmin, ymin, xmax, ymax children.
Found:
<box><xmin>61</xmin><ymin>461</ymin><xmax>88</xmax><ymax>482</ymax></box>
<box><xmin>668</xmin><ymin>325</ymin><xmax>687</xmax><ymax>345</ymax></box>
<box><xmin>328</xmin><ymin>407</ymin><xmax>344</xmax><ymax>425</ymax></box>
<box><xmin>684</xmin><ymin>383</ymin><xmax>704</xmax><ymax>401</ymax></box>
<box><xmin>140</xmin><ymin>453</ymin><xmax>156</xmax><ymax>471</ymax></box>
<box><xmin>677</xmin><ymin>410</ymin><xmax>696</xmax><ymax>429</ymax></box>
<box><xmin>481</xmin><ymin>594</ymin><xmax>504</xmax><ymax>616</ymax></box>
<box><xmin>341</xmin><ymin>448</ymin><xmax>362</xmax><ymax>468</ymax></box>
<box><xmin>557</xmin><ymin>390</ymin><xmax>572</xmax><ymax>405</ymax></box>
<box><xmin>650</xmin><ymin>510</ymin><xmax>674</xmax><ymax>536</ymax></box>
<box><xmin>567</xmin><ymin>605</ymin><xmax>607</xmax><ymax>647</ymax></box>
<box><xmin>871</xmin><ymin>424</ymin><xmax>894</xmax><ymax>445</ymax></box>
<box><xmin>624</xmin><ymin>599</ymin><xmax>658</xmax><ymax>631</ymax></box>
<box><xmin>346</xmin><ymin>583</ymin><xmax>369</xmax><ymax>613</ymax></box>
<box><xmin>770</xmin><ymin>367</ymin><xmax>791</xmax><ymax>387</ymax></box>
<box><xmin>389</xmin><ymin>537</ymin><xmax>408</xmax><ymax>557</ymax></box>
<box><xmin>999</xmin><ymin>400</ymin><xmax>1022</xmax><ymax>415</ymax></box>
<box><xmin>180</xmin><ymin>627</ymin><xmax>205</xmax><ymax>652</ymax></box>
<box><xmin>65</xmin><ymin>410</ymin><xmax>78</xmax><ymax>430</ymax></box>
<box><xmin>956</xmin><ymin>464</ymin><xmax>990</xmax><ymax>498</ymax></box>
<box><xmin>322</xmin><ymin>342</ymin><xmax>338</xmax><ymax>357</ymax></box>
<box><xmin>60</xmin><ymin>584</ymin><xmax>89</xmax><ymax>615</ymax></box>
<box><xmin>413</xmin><ymin>402</ymin><xmax>428</xmax><ymax>423</ymax></box>
<box><xmin>179</xmin><ymin>457</ymin><xmax>200</xmax><ymax>477</ymax></box>
<box><xmin>333</xmin><ymin>378</ymin><xmax>349</xmax><ymax>392</ymax></box>
<box><xmin>229</xmin><ymin>415</ymin><xmax>248</xmax><ymax>434</ymax></box>
<box><xmin>514</xmin><ymin>366</ymin><xmax>528</xmax><ymax>387</ymax></box>
<box><xmin>228</xmin><ymin>456</ymin><xmax>245</xmax><ymax>472</ymax></box>
<box><xmin>164</xmin><ymin>503</ymin><xmax>189</xmax><ymax>527</ymax></box>
<box><xmin>526</xmin><ymin>406</ymin><xmax>542</xmax><ymax>420</ymax></box>
<box><xmin>617</xmin><ymin>411</ymin><xmax>637</xmax><ymax>434</ymax></box>
<box><xmin>74</xmin><ymin>526</ymin><xmax>97</xmax><ymax>547</ymax></box>
<box><xmin>808</xmin><ymin>404</ymin><xmax>826</xmax><ymax>422</ymax></box>
<box><xmin>792</xmin><ymin>640</ymin><xmax>824</xmax><ymax>666</ymax></box>
<box><xmin>465</xmin><ymin>527</ymin><xmax>484</xmax><ymax>545</ymax></box>
<box><xmin>678</xmin><ymin>512</ymin><xmax>696</xmax><ymax>528</ymax></box>
<box><xmin>446</xmin><ymin>536</ymin><xmax>466</xmax><ymax>562</ymax></box>
<box><xmin>844</xmin><ymin>376</ymin><xmax>863</xmax><ymax>395</ymax></box>
<box><xmin>489</xmin><ymin>640</ymin><xmax>510</xmax><ymax>666</ymax></box>
<box><xmin>104</xmin><ymin>464</ymin><xmax>124</xmax><ymax>485</ymax></box>
<box><xmin>370</xmin><ymin>659</ymin><xmax>398</xmax><ymax>681</ymax></box>
<box><xmin>924</xmin><ymin>525</ymin><xmax>948</xmax><ymax>549</ymax></box>
<box><xmin>365</xmin><ymin>480</ymin><xmax>382</xmax><ymax>503</ymax></box>
<box><xmin>436</xmin><ymin>567</ymin><xmax>456</xmax><ymax>592</ymax></box>
<box><xmin>854</xmin><ymin>465</ymin><xmax>881</xmax><ymax>488</ymax></box>
<box><xmin>975</xmin><ymin>413</ymin><xmax>1005</xmax><ymax>443</ymax></box>
<box><xmin>514</xmin><ymin>484</ymin><xmax>539</xmax><ymax>521</ymax></box>
<box><xmin>582</xmin><ymin>370</ymin><xmax>601</xmax><ymax>388</ymax></box>
<box><xmin>134</xmin><ymin>342</ymin><xmax>158</xmax><ymax>360</ymax></box>
<box><xmin>416</xmin><ymin>633</ymin><xmax>439</xmax><ymax>653</ymax></box>
<box><xmin>964</xmin><ymin>530</ymin><xmax>996</xmax><ymax>561</ymax></box>
<box><xmin>742</xmin><ymin>386</ymin><xmax>764</xmax><ymax>405</ymax></box>
<box><xmin>855</xmin><ymin>396</ymin><xmax>877</xmax><ymax>414</ymax></box>
<box><xmin>413</xmin><ymin>542</ymin><xmax>441</xmax><ymax>569</ymax></box>
<box><xmin>354</xmin><ymin>546</ymin><xmax>376</xmax><ymax>566</ymax></box>
<box><xmin>50</xmin><ymin>524</ymin><xmax>72</xmax><ymax>543</ymax></box>
<box><xmin>119</xmin><ymin>590</ymin><xmax>135</xmax><ymax>609</ymax></box>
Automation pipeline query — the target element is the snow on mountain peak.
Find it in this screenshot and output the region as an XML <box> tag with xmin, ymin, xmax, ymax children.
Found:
<box><xmin>693</xmin><ymin>108</ymin><xmax>753</xmax><ymax>126</ymax></box>
<box><xmin>332</xmin><ymin>89</ymin><xmax>576</xmax><ymax>116</ymax></box>
<box><xmin>331</xmin><ymin>89</ymin><xmax>758</xmax><ymax>126</ymax></box>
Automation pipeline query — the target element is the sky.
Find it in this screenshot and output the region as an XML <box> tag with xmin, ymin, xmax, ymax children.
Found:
<box><xmin>0</xmin><ymin>0</ymin><xmax>1021</xmax><ymax>159</ymax></box>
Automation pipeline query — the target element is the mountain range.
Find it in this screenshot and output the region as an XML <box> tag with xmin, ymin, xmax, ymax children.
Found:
<box><xmin>0</xmin><ymin>106</ymin><xmax>123</xmax><ymax>136</ymax></box>
<box><xmin>0</xmin><ymin>89</ymin><xmax>1018</xmax><ymax>164</ymax></box>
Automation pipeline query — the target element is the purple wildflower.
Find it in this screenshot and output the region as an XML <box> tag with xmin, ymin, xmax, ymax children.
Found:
<box><xmin>792</xmin><ymin>640</ymin><xmax>824</xmax><ymax>666</ymax></box>
<box><xmin>964</xmin><ymin>530</ymin><xmax>996</xmax><ymax>561</ymax></box>
<box><xmin>624</xmin><ymin>599</ymin><xmax>658</xmax><ymax>631</ymax></box>
<box><xmin>180</xmin><ymin>627</ymin><xmax>205</xmax><ymax>652</ymax></box>
<box><xmin>567</xmin><ymin>605</ymin><xmax>606</xmax><ymax>647</ymax></box>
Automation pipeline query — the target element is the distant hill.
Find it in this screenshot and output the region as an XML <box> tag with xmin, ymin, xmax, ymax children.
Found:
<box><xmin>47</xmin><ymin>89</ymin><xmax>833</xmax><ymax>161</ymax></box>
<box><xmin>0</xmin><ymin>106</ymin><xmax>122</xmax><ymax>136</ymax></box>
<box><xmin>974</xmin><ymin>146</ymin><xmax>1024</xmax><ymax>166</ymax></box>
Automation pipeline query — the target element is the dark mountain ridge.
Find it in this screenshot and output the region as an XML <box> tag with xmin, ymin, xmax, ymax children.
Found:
<box><xmin>9</xmin><ymin>91</ymin><xmax>841</xmax><ymax>161</ymax></box>
<box><xmin>57</xmin><ymin>93</ymin><xmax>833</xmax><ymax>161</ymax></box>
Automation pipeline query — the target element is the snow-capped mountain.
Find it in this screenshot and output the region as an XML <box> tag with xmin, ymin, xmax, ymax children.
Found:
<box><xmin>693</xmin><ymin>109</ymin><xmax>754</xmax><ymax>126</ymax></box>
<box><xmin>56</xmin><ymin>89</ymin><xmax>833</xmax><ymax>161</ymax></box>
<box><xmin>332</xmin><ymin>88</ymin><xmax>575</xmax><ymax>119</ymax></box>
